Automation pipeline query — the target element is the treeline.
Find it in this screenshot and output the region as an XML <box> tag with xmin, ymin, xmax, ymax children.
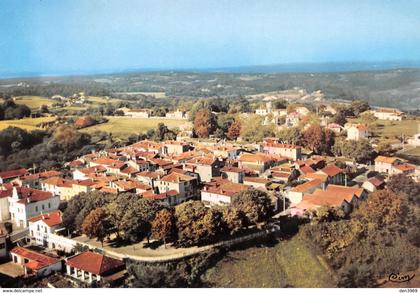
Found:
<box><xmin>62</xmin><ymin>189</ymin><xmax>273</xmax><ymax>247</ymax></box>
<box><xmin>0</xmin><ymin>100</ymin><xmax>31</xmax><ymax>120</ymax></box>
<box><xmin>301</xmin><ymin>174</ymin><xmax>420</xmax><ymax>287</ymax></box>
<box><xmin>0</xmin><ymin>125</ymin><xmax>99</xmax><ymax>171</ymax></box>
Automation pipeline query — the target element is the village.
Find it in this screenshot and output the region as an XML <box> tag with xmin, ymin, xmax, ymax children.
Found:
<box><xmin>0</xmin><ymin>94</ymin><xmax>419</xmax><ymax>287</ymax></box>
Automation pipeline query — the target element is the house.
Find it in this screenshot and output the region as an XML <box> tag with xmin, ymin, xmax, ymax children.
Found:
<box><xmin>238</xmin><ymin>153</ymin><xmax>286</xmax><ymax>174</ymax></box>
<box><xmin>242</xmin><ymin>177</ymin><xmax>270</xmax><ymax>190</ymax></box>
<box><xmin>8</xmin><ymin>187</ymin><xmax>60</xmax><ymax>228</ymax></box>
<box><xmin>185</xmin><ymin>156</ymin><xmax>221</xmax><ymax>182</ymax></box>
<box><xmin>142</xmin><ymin>190</ymin><xmax>181</xmax><ymax>206</ymax></box>
<box><xmin>212</xmin><ymin>145</ymin><xmax>239</xmax><ymax>160</ymax></box>
<box><xmin>326</xmin><ymin>123</ymin><xmax>344</xmax><ymax>134</ymax></box>
<box><xmin>201</xmin><ymin>179</ymin><xmax>249</xmax><ymax>205</ymax></box>
<box><xmin>89</xmin><ymin>157</ymin><xmax>127</xmax><ymax>175</ymax></box>
<box><xmin>286</xmin><ymin>178</ymin><xmax>324</xmax><ymax>204</ymax></box>
<box><xmin>162</xmin><ymin>140</ymin><xmax>190</xmax><ymax>155</ymax></box>
<box><xmin>155</xmin><ymin>172</ymin><xmax>197</xmax><ymax>200</ymax></box>
<box><xmin>285</xmin><ymin>112</ymin><xmax>300</xmax><ymax>127</ymax></box>
<box><xmin>407</xmin><ymin>125</ymin><xmax>420</xmax><ymax>146</ymax></box>
<box><xmin>10</xmin><ymin>246</ymin><xmax>62</xmax><ymax>277</ymax></box>
<box><xmin>374</xmin><ymin>156</ymin><xmax>413</xmax><ymax>175</ymax></box>
<box><xmin>73</xmin><ymin>165</ymin><xmax>107</xmax><ymax>180</ymax></box>
<box><xmin>290</xmin><ymin>184</ymin><xmax>366</xmax><ymax>216</ymax></box>
<box><xmin>347</xmin><ymin>124</ymin><xmax>369</xmax><ymax>141</ymax></box>
<box><xmin>41</xmin><ymin>177</ymin><xmax>94</xmax><ymax>201</ymax></box>
<box><xmin>372</xmin><ymin>108</ymin><xmax>403</xmax><ymax>121</ymax></box>
<box><xmin>316</xmin><ymin>164</ymin><xmax>345</xmax><ymax>185</ymax></box>
<box><xmin>28</xmin><ymin>210</ymin><xmax>63</xmax><ymax>248</ymax></box>
<box><xmin>136</xmin><ymin>171</ymin><xmax>160</xmax><ymax>188</ymax></box>
<box><xmin>263</xmin><ymin>143</ymin><xmax>302</xmax><ymax>161</ymax></box>
<box><xmin>66</xmin><ymin>251</ymin><xmax>126</xmax><ymax>284</ymax></box>
<box><xmin>220</xmin><ymin>166</ymin><xmax>245</xmax><ymax>184</ymax></box>
<box><xmin>165</xmin><ymin>109</ymin><xmax>188</xmax><ymax>119</ymax></box>
<box><xmin>0</xmin><ymin>168</ymin><xmax>28</xmax><ymax>184</ymax></box>
<box><xmin>0</xmin><ymin>188</ymin><xmax>12</xmax><ymax>221</ymax></box>
<box><xmin>362</xmin><ymin>176</ymin><xmax>385</xmax><ymax>193</ymax></box>
<box><xmin>18</xmin><ymin>171</ymin><xmax>62</xmax><ymax>189</ymax></box>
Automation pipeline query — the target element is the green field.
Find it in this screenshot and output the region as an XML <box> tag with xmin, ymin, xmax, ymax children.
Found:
<box><xmin>0</xmin><ymin>117</ymin><xmax>56</xmax><ymax>131</ymax></box>
<box><xmin>350</xmin><ymin>118</ymin><xmax>419</xmax><ymax>141</ymax></box>
<box><xmin>80</xmin><ymin>117</ymin><xmax>189</xmax><ymax>138</ymax></box>
<box><xmin>202</xmin><ymin>233</ymin><xmax>336</xmax><ymax>288</ymax></box>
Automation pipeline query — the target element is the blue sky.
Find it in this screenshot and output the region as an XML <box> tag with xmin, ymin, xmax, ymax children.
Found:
<box><xmin>0</xmin><ymin>0</ymin><xmax>419</xmax><ymax>75</ymax></box>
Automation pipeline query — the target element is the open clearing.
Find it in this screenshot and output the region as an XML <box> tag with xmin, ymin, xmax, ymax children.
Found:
<box><xmin>80</xmin><ymin>116</ymin><xmax>188</xmax><ymax>138</ymax></box>
<box><xmin>1</xmin><ymin>96</ymin><xmax>55</xmax><ymax>109</ymax></box>
<box><xmin>350</xmin><ymin>118</ymin><xmax>419</xmax><ymax>141</ymax></box>
<box><xmin>0</xmin><ymin>117</ymin><xmax>56</xmax><ymax>131</ymax></box>
<box><xmin>202</xmin><ymin>233</ymin><xmax>336</xmax><ymax>288</ymax></box>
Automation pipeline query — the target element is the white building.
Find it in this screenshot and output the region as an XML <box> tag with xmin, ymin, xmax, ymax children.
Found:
<box><xmin>10</xmin><ymin>246</ymin><xmax>62</xmax><ymax>277</ymax></box>
<box><xmin>372</xmin><ymin>108</ymin><xmax>403</xmax><ymax>121</ymax></box>
<box><xmin>8</xmin><ymin>187</ymin><xmax>60</xmax><ymax>228</ymax></box>
<box><xmin>28</xmin><ymin>210</ymin><xmax>63</xmax><ymax>248</ymax></box>
<box><xmin>347</xmin><ymin>124</ymin><xmax>369</xmax><ymax>141</ymax></box>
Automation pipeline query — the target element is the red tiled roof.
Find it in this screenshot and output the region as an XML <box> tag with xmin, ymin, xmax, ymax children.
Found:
<box><xmin>299</xmin><ymin>165</ymin><xmax>315</xmax><ymax>174</ymax></box>
<box><xmin>15</xmin><ymin>187</ymin><xmax>54</xmax><ymax>204</ymax></box>
<box><xmin>11</xmin><ymin>247</ymin><xmax>60</xmax><ymax>270</ymax></box>
<box><xmin>159</xmin><ymin>172</ymin><xmax>195</xmax><ymax>183</ymax></box>
<box><xmin>186</xmin><ymin>156</ymin><xmax>216</xmax><ymax>166</ymax></box>
<box><xmin>319</xmin><ymin>165</ymin><xmax>343</xmax><ymax>177</ymax></box>
<box><xmin>28</xmin><ymin>210</ymin><xmax>62</xmax><ymax>227</ymax></box>
<box><xmin>66</xmin><ymin>251</ymin><xmax>124</xmax><ymax>275</ymax></box>
<box><xmin>221</xmin><ymin>166</ymin><xmax>244</xmax><ymax>173</ymax></box>
<box><xmin>91</xmin><ymin>158</ymin><xmax>126</xmax><ymax>169</ymax></box>
<box><xmin>142</xmin><ymin>189</ymin><xmax>179</xmax><ymax>200</ymax></box>
<box><xmin>0</xmin><ymin>168</ymin><xmax>28</xmax><ymax>180</ymax></box>
<box><xmin>291</xmin><ymin>178</ymin><xmax>323</xmax><ymax>193</ymax></box>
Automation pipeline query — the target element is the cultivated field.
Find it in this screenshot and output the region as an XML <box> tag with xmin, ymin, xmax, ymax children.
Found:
<box><xmin>202</xmin><ymin>234</ymin><xmax>336</xmax><ymax>288</ymax></box>
<box><xmin>0</xmin><ymin>117</ymin><xmax>56</xmax><ymax>131</ymax></box>
<box><xmin>80</xmin><ymin>116</ymin><xmax>189</xmax><ymax>138</ymax></box>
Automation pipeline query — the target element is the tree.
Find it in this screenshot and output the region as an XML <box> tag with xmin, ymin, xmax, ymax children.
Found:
<box><xmin>350</xmin><ymin>100</ymin><xmax>370</xmax><ymax>117</ymax></box>
<box><xmin>387</xmin><ymin>174</ymin><xmax>420</xmax><ymax>205</ymax></box>
<box><xmin>227</xmin><ymin>120</ymin><xmax>241</xmax><ymax>140</ymax></box>
<box><xmin>303</xmin><ymin>125</ymin><xmax>335</xmax><ymax>154</ymax></box>
<box><xmin>81</xmin><ymin>208</ymin><xmax>112</xmax><ymax>246</ymax></box>
<box><xmin>332</xmin><ymin>110</ymin><xmax>347</xmax><ymax>126</ymax></box>
<box><xmin>278</xmin><ymin>127</ymin><xmax>302</xmax><ymax>145</ymax></box>
<box><xmin>303</xmin><ymin>124</ymin><xmax>324</xmax><ymax>153</ymax></box>
<box><xmin>119</xmin><ymin>198</ymin><xmax>163</xmax><ymax>243</ymax></box>
<box><xmin>151</xmin><ymin>208</ymin><xmax>176</xmax><ymax>248</ymax></box>
<box><xmin>175</xmin><ymin>201</ymin><xmax>224</xmax><ymax>246</ymax></box>
<box><xmin>232</xmin><ymin>189</ymin><xmax>273</xmax><ymax>225</ymax></box>
<box><xmin>222</xmin><ymin>207</ymin><xmax>245</xmax><ymax>234</ymax></box>
<box><xmin>194</xmin><ymin>109</ymin><xmax>216</xmax><ymax>138</ymax></box>
<box><xmin>354</xmin><ymin>190</ymin><xmax>403</xmax><ymax>228</ymax></box>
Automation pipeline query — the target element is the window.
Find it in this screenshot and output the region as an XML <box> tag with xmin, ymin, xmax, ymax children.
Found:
<box><xmin>35</xmin><ymin>206</ymin><xmax>38</xmax><ymax>212</ymax></box>
<box><xmin>48</xmin><ymin>203</ymin><xmax>51</xmax><ymax>209</ymax></box>
<box><xmin>42</xmin><ymin>204</ymin><xmax>45</xmax><ymax>210</ymax></box>
<box><xmin>44</xmin><ymin>227</ymin><xmax>47</xmax><ymax>233</ymax></box>
<box><xmin>37</xmin><ymin>225</ymin><xmax>40</xmax><ymax>231</ymax></box>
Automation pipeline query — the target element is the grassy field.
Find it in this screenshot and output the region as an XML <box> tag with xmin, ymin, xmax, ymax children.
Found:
<box><xmin>80</xmin><ymin>116</ymin><xmax>188</xmax><ymax>138</ymax></box>
<box><xmin>202</xmin><ymin>234</ymin><xmax>336</xmax><ymax>288</ymax></box>
<box><xmin>350</xmin><ymin>118</ymin><xmax>419</xmax><ymax>141</ymax></box>
<box><xmin>1</xmin><ymin>96</ymin><xmax>55</xmax><ymax>110</ymax></box>
<box><xmin>401</xmin><ymin>146</ymin><xmax>420</xmax><ymax>157</ymax></box>
<box><xmin>0</xmin><ymin>117</ymin><xmax>56</xmax><ymax>131</ymax></box>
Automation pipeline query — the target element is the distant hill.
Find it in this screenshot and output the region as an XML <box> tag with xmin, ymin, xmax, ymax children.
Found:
<box><xmin>1</xmin><ymin>66</ymin><xmax>420</xmax><ymax>110</ymax></box>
